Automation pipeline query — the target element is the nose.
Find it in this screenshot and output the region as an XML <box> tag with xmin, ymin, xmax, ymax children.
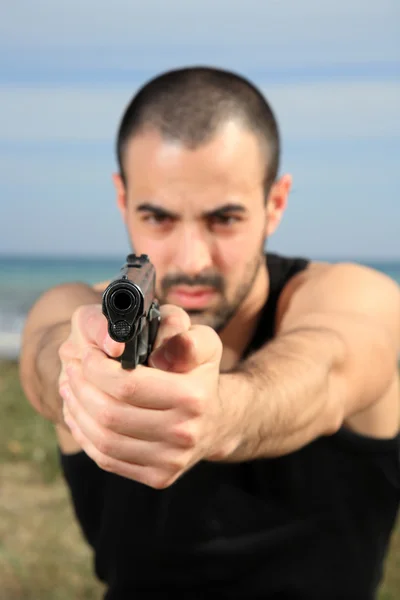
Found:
<box><xmin>174</xmin><ymin>225</ymin><xmax>213</xmax><ymax>276</ymax></box>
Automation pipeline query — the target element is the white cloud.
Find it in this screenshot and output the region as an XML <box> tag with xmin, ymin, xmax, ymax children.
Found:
<box><xmin>0</xmin><ymin>80</ymin><xmax>399</xmax><ymax>145</ymax></box>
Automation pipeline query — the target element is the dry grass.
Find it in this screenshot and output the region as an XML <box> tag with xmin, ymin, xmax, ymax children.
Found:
<box><xmin>0</xmin><ymin>360</ymin><xmax>104</xmax><ymax>600</ymax></box>
<box><xmin>0</xmin><ymin>462</ymin><xmax>104</xmax><ymax>600</ymax></box>
<box><xmin>1</xmin><ymin>359</ymin><xmax>399</xmax><ymax>599</ymax></box>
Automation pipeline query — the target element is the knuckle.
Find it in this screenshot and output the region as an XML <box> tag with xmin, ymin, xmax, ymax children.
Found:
<box><xmin>326</xmin><ymin>403</ymin><xmax>343</xmax><ymax>436</ymax></box>
<box><xmin>148</xmin><ymin>471</ymin><xmax>175</xmax><ymax>490</ymax></box>
<box><xmin>164</xmin><ymin>454</ymin><xmax>186</xmax><ymax>474</ymax></box>
<box><xmin>171</xmin><ymin>425</ymin><xmax>196</xmax><ymax>448</ymax></box>
<box><xmin>96</xmin><ymin>453</ymin><xmax>114</xmax><ymax>472</ymax></box>
<box><xmin>116</xmin><ymin>377</ymin><xmax>136</xmax><ymax>401</ymax></box>
<box><xmin>94</xmin><ymin>431</ymin><xmax>113</xmax><ymax>455</ymax></box>
<box><xmin>182</xmin><ymin>388</ymin><xmax>205</xmax><ymax>417</ymax></box>
<box><xmin>97</xmin><ymin>405</ymin><xmax>118</xmax><ymax>429</ymax></box>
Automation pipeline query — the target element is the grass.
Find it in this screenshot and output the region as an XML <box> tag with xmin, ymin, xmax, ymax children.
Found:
<box><xmin>0</xmin><ymin>360</ymin><xmax>104</xmax><ymax>600</ymax></box>
<box><xmin>1</xmin><ymin>359</ymin><xmax>400</xmax><ymax>599</ymax></box>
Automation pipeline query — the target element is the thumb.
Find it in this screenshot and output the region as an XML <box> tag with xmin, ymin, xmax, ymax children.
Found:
<box><xmin>149</xmin><ymin>331</ymin><xmax>196</xmax><ymax>372</ymax></box>
<box><xmin>149</xmin><ymin>325</ymin><xmax>222</xmax><ymax>373</ymax></box>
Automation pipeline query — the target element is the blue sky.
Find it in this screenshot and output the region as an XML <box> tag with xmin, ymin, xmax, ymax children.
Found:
<box><xmin>0</xmin><ymin>0</ymin><xmax>399</xmax><ymax>260</ymax></box>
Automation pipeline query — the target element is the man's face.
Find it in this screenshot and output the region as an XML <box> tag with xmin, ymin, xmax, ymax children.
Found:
<box><xmin>114</xmin><ymin>121</ymin><xmax>288</xmax><ymax>331</ymax></box>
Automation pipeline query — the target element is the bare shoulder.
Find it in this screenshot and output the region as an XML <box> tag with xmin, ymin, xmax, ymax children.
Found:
<box><xmin>22</xmin><ymin>279</ymin><xmax>109</xmax><ymax>349</ymax></box>
<box><xmin>275</xmin><ymin>260</ymin><xmax>328</xmax><ymax>326</ymax></box>
<box><xmin>277</xmin><ymin>260</ymin><xmax>400</xmax><ymax>339</ymax></box>
<box><xmin>22</xmin><ymin>281</ymin><xmax>102</xmax><ymax>339</ymax></box>
<box><xmin>276</xmin><ymin>260</ymin><xmax>400</xmax><ymax>438</ymax></box>
<box><xmin>281</xmin><ymin>259</ymin><xmax>399</xmax><ymax>298</ymax></box>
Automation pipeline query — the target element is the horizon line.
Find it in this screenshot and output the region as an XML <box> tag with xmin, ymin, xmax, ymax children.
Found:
<box><xmin>1</xmin><ymin>252</ymin><xmax>399</xmax><ymax>264</ymax></box>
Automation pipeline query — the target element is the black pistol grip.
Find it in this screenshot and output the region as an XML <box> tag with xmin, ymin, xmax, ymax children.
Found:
<box><xmin>120</xmin><ymin>338</ymin><xmax>139</xmax><ymax>370</ymax></box>
<box><xmin>120</xmin><ymin>301</ymin><xmax>160</xmax><ymax>369</ymax></box>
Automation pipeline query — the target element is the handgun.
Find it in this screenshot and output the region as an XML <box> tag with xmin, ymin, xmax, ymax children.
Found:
<box><xmin>102</xmin><ymin>254</ymin><xmax>161</xmax><ymax>369</ymax></box>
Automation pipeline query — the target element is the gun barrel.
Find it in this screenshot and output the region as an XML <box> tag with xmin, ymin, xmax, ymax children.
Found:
<box><xmin>110</xmin><ymin>288</ymin><xmax>136</xmax><ymax>313</ymax></box>
<box><xmin>102</xmin><ymin>254</ymin><xmax>158</xmax><ymax>348</ymax></box>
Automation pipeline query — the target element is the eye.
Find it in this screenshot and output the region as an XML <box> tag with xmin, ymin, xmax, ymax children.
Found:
<box><xmin>142</xmin><ymin>213</ymin><xmax>173</xmax><ymax>225</ymax></box>
<box><xmin>209</xmin><ymin>214</ymin><xmax>241</xmax><ymax>227</ymax></box>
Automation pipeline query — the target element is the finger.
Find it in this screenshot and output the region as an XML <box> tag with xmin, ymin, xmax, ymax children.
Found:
<box><xmin>60</xmin><ymin>380</ymin><xmax>192</xmax><ymax>467</ymax></box>
<box><xmin>72</xmin><ymin>304</ymin><xmax>125</xmax><ymax>358</ymax></box>
<box><xmin>150</xmin><ymin>325</ymin><xmax>222</xmax><ymax>373</ymax></box>
<box><xmin>61</xmin><ymin>383</ymin><xmax>146</xmax><ymax>464</ymax></box>
<box><xmin>81</xmin><ymin>346</ymin><xmax>179</xmax><ymax>409</ymax></box>
<box><xmin>151</xmin><ymin>304</ymin><xmax>191</xmax><ymax>353</ymax></box>
<box><xmin>63</xmin><ymin>361</ymin><xmax>180</xmax><ymax>442</ymax></box>
<box><xmin>58</xmin><ymin>411</ymin><xmax>179</xmax><ymax>489</ymax></box>
<box><xmin>61</xmin><ymin>402</ymin><xmax>150</xmax><ymax>480</ymax></box>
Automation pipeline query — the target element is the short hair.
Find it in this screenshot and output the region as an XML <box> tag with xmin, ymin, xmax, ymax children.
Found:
<box><xmin>116</xmin><ymin>66</ymin><xmax>280</xmax><ymax>194</ymax></box>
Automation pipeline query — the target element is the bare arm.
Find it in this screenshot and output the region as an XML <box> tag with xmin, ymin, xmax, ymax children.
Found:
<box><xmin>215</xmin><ymin>263</ymin><xmax>400</xmax><ymax>461</ymax></box>
<box><xmin>19</xmin><ymin>283</ymin><xmax>103</xmax><ymax>424</ymax></box>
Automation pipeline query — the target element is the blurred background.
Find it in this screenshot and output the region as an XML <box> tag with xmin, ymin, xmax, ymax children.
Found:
<box><xmin>0</xmin><ymin>1</ymin><xmax>399</xmax><ymax>598</ymax></box>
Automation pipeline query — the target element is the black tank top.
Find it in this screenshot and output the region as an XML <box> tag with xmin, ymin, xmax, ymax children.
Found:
<box><xmin>59</xmin><ymin>253</ymin><xmax>400</xmax><ymax>599</ymax></box>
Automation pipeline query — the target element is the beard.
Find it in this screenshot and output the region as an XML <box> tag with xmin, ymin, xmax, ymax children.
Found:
<box><xmin>157</xmin><ymin>239</ymin><xmax>266</xmax><ymax>332</ymax></box>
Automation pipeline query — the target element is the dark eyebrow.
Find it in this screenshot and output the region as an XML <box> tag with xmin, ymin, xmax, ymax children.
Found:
<box><xmin>203</xmin><ymin>204</ymin><xmax>247</xmax><ymax>218</ymax></box>
<box><xmin>136</xmin><ymin>202</ymin><xmax>247</xmax><ymax>219</ymax></box>
<box><xmin>136</xmin><ymin>203</ymin><xmax>179</xmax><ymax>219</ymax></box>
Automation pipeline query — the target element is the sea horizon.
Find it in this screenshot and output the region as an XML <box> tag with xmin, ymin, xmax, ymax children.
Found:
<box><xmin>1</xmin><ymin>252</ymin><xmax>400</xmax><ymax>262</ymax></box>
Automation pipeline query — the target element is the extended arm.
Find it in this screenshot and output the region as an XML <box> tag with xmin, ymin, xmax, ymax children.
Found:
<box><xmin>19</xmin><ymin>283</ymin><xmax>103</xmax><ymax>424</ymax></box>
<box><xmin>217</xmin><ymin>263</ymin><xmax>400</xmax><ymax>461</ymax></box>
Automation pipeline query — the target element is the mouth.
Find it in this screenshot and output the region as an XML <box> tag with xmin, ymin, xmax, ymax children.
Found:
<box><xmin>167</xmin><ymin>286</ymin><xmax>218</xmax><ymax>309</ymax></box>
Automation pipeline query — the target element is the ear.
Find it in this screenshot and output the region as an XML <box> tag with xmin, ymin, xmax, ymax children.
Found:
<box><xmin>113</xmin><ymin>173</ymin><xmax>128</xmax><ymax>223</ymax></box>
<box><xmin>265</xmin><ymin>174</ymin><xmax>291</xmax><ymax>237</ymax></box>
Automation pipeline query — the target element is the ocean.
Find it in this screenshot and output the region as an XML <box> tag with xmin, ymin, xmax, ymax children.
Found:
<box><xmin>0</xmin><ymin>254</ymin><xmax>399</xmax><ymax>360</ymax></box>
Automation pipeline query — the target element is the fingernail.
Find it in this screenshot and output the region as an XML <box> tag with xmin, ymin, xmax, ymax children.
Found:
<box><xmin>104</xmin><ymin>336</ymin><xmax>122</xmax><ymax>358</ymax></box>
<box><xmin>163</xmin><ymin>347</ymin><xmax>176</xmax><ymax>364</ymax></box>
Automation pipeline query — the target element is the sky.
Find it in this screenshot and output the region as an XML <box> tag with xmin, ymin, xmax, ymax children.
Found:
<box><xmin>0</xmin><ymin>0</ymin><xmax>399</xmax><ymax>260</ymax></box>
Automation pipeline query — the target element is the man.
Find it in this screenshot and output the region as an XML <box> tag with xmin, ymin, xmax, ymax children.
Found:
<box><xmin>20</xmin><ymin>67</ymin><xmax>400</xmax><ymax>599</ymax></box>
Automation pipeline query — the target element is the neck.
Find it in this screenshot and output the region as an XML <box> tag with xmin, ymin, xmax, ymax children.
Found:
<box><xmin>219</xmin><ymin>262</ymin><xmax>269</xmax><ymax>371</ymax></box>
